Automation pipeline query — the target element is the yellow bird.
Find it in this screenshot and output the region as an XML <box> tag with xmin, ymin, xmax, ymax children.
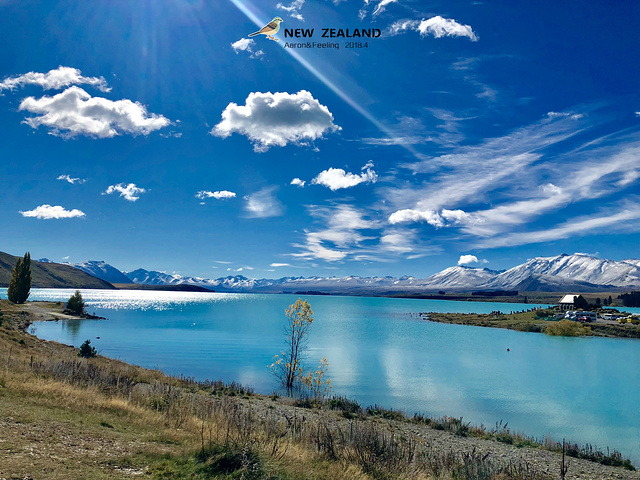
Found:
<box><xmin>248</xmin><ymin>17</ymin><xmax>283</xmax><ymax>41</ymax></box>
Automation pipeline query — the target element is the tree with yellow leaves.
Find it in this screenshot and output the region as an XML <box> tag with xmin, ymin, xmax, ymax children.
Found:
<box><xmin>270</xmin><ymin>299</ymin><xmax>332</xmax><ymax>398</ymax></box>
<box><xmin>270</xmin><ymin>298</ymin><xmax>314</xmax><ymax>391</ymax></box>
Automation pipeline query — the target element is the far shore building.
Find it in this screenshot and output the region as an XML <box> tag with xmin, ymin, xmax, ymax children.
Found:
<box><xmin>557</xmin><ymin>294</ymin><xmax>589</xmax><ymax>311</ymax></box>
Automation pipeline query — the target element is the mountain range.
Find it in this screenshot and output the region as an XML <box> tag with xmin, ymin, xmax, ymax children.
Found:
<box><xmin>73</xmin><ymin>253</ymin><xmax>640</xmax><ymax>294</ymax></box>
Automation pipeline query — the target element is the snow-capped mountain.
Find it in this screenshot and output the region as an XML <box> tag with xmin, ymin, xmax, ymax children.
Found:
<box><xmin>73</xmin><ymin>261</ymin><xmax>133</xmax><ymax>284</ymax></box>
<box><xmin>416</xmin><ymin>266</ymin><xmax>502</xmax><ymax>289</ymax></box>
<box><xmin>72</xmin><ymin>253</ymin><xmax>640</xmax><ymax>294</ymax></box>
<box><xmin>483</xmin><ymin>254</ymin><xmax>640</xmax><ymax>290</ymax></box>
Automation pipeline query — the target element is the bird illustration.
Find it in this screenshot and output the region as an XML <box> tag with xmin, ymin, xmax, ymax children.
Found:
<box><xmin>248</xmin><ymin>17</ymin><xmax>283</xmax><ymax>41</ymax></box>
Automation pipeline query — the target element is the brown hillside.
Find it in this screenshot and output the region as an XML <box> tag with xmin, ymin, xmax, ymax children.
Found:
<box><xmin>0</xmin><ymin>251</ymin><xmax>115</xmax><ymax>289</ymax></box>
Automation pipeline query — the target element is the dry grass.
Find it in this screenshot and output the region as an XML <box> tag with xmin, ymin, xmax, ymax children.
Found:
<box><xmin>0</xmin><ymin>300</ymin><xmax>557</xmax><ymax>479</ymax></box>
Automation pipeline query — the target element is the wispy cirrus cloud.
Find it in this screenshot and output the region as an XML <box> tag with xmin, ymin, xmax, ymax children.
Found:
<box><xmin>212</xmin><ymin>90</ymin><xmax>340</xmax><ymax>152</ymax></box>
<box><xmin>0</xmin><ymin>66</ymin><xmax>110</xmax><ymax>92</ymax></box>
<box><xmin>20</xmin><ymin>204</ymin><xmax>85</xmax><ymax>219</ymax></box>
<box><xmin>388</xmin><ymin>16</ymin><xmax>478</xmax><ymax>41</ymax></box>
<box><xmin>359</xmin><ymin>0</ymin><xmax>398</xmax><ymax>19</ymax></box>
<box><xmin>476</xmin><ymin>202</ymin><xmax>640</xmax><ymax>249</ymax></box>
<box><xmin>244</xmin><ymin>187</ymin><xmax>284</xmax><ymax>218</ymax></box>
<box><xmin>292</xmin><ymin>205</ymin><xmax>378</xmax><ymax>261</ymax></box>
<box><xmin>19</xmin><ymin>86</ymin><xmax>171</xmax><ymax>138</ymax></box>
<box><xmin>382</xmin><ymin>105</ymin><xmax>640</xmax><ymax>251</ymax></box>
<box><xmin>103</xmin><ymin>183</ymin><xmax>147</xmax><ymax>202</ymax></box>
<box><xmin>277</xmin><ymin>0</ymin><xmax>305</xmax><ymax>21</ymax></box>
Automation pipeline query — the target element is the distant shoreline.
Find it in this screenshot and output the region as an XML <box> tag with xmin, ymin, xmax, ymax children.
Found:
<box><xmin>423</xmin><ymin>310</ymin><xmax>640</xmax><ymax>339</ymax></box>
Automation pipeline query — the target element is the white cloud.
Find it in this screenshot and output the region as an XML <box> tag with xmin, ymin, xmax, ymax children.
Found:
<box><xmin>291</xmin><ymin>177</ymin><xmax>306</xmax><ymax>187</ymax></box>
<box><xmin>292</xmin><ymin>205</ymin><xmax>378</xmax><ymax>261</ymax></box>
<box><xmin>244</xmin><ymin>187</ymin><xmax>284</xmax><ymax>218</ymax></box>
<box><xmin>372</xmin><ymin>0</ymin><xmax>397</xmax><ymax>16</ymax></box>
<box><xmin>379</xmin><ymin>232</ymin><xmax>414</xmax><ymax>253</ymax></box>
<box><xmin>477</xmin><ymin>204</ymin><xmax>640</xmax><ymax>249</ymax></box>
<box><xmin>388</xmin><ymin>16</ymin><xmax>478</xmax><ymax>41</ymax></box>
<box><xmin>103</xmin><ymin>183</ymin><xmax>146</xmax><ymax>202</ymax></box>
<box><xmin>19</xmin><ymin>86</ymin><xmax>171</xmax><ymax>138</ymax></box>
<box><xmin>384</xmin><ymin>113</ymin><xmax>587</xmax><ymax>223</ymax></box>
<box><xmin>211</xmin><ymin>90</ymin><xmax>340</xmax><ymax>152</ymax></box>
<box><xmin>196</xmin><ymin>190</ymin><xmax>236</xmax><ymax>200</ymax></box>
<box><xmin>277</xmin><ymin>0</ymin><xmax>305</xmax><ymax>21</ymax></box>
<box><xmin>458</xmin><ymin>254</ymin><xmax>478</xmax><ymax>265</ymax></box>
<box><xmin>547</xmin><ymin>111</ymin><xmax>583</xmax><ymax>120</ymax></box>
<box><xmin>0</xmin><ymin>66</ymin><xmax>110</xmax><ymax>92</ymax></box>
<box><xmin>57</xmin><ymin>174</ymin><xmax>86</xmax><ymax>184</ymax></box>
<box><xmin>231</xmin><ymin>38</ymin><xmax>264</xmax><ymax>58</ymax></box>
<box><xmin>311</xmin><ymin>161</ymin><xmax>377</xmax><ymax>191</ymax></box>
<box><xmin>270</xmin><ymin>263</ymin><xmax>291</xmax><ymax>267</ymax></box>
<box><xmin>20</xmin><ymin>204</ymin><xmax>85</xmax><ymax>219</ymax></box>
<box><xmin>388</xmin><ymin>208</ymin><xmax>479</xmax><ymax>227</ymax></box>
<box><xmin>388</xmin><ymin>209</ymin><xmax>444</xmax><ymax>227</ymax></box>
<box><xmin>635</xmin><ymin>112</ymin><xmax>640</xmax><ymax>117</ymax></box>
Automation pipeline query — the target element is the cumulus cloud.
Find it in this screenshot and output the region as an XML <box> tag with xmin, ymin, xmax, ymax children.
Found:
<box><xmin>388</xmin><ymin>208</ymin><xmax>478</xmax><ymax>227</ymax></box>
<box><xmin>458</xmin><ymin>254</ymin><xmax>478</xmax><ymax>265</ymax></box>
<box><xmin>245</xmin><ymin>187</ymin><xmax>284</xmax><ymax>218</ymax></box>
<box><xmin>277</xmin><ymin>0</ymin><xmax>305</xmax><ymax>21</ymax></box>
<box><xmin>231</xmin><ymin>38</ymin><xmax>264</xmax><ymax>58</ymax></box>
<box><xmin>388</xmin><ymin>16</ymin><xmax>478</xmax><ymax>41</ymax></box>
<box><xmin>0</xmin><ymin>66</ymin><xmax>110</xmax><ymax>92</ymax></box>
<box><xmin>290</xmin><ymin>178</ymin><xmax>306</xmax><ymax>187</ymax></box>
<box><xmin>19</xmin><ymin>86</ymin><xmax>171</xmax><ymax>138</ymax></box>
<box><xmin>20</xmin><ymin>204</ymin><xmax>85</xmax><ymax>219</ymax></box>
<box><xmin>388</xmin><ymin>209</ymin><xmax>444</xmax><ymax>227</ymax></box>
<box><xmin>270</xmin><ymin>263</ymin><xmax>291</xmax><ymax>267</ymax></box>
<box><xmin>103</xmin><ymin>183</ymin><xmax>146</xmax><ymax>202</ymax></box>
<box><xmin>311</xmin><ymin>161</ymin><xmax>377</xmax><ymax>191</ymax></box>
<box><xmin>57</xmin><ymin>174</ymin><xmax>86</xmax><ymax>184</ymax></box>
<box><xmin>196</xmin><ymin>190</ymin><xmax>236</xmax><ymax>200</ymax></box>
<box><xmin>211</xmin><ymin>90</ymin><xmax>340</xmax><ymax>152</ymax></box>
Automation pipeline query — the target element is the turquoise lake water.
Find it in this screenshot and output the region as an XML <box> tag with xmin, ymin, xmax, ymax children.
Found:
<box><xmin>3</xmin><ymin>288</ymin><xmax>640</xmax><ymax>464</ymax></box>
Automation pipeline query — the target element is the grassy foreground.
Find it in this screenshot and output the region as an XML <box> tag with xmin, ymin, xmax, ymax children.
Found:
<box><xmin>0</xmin><ymin>300</ymin><xmax>635</xmax><ymax>479</ymax></box>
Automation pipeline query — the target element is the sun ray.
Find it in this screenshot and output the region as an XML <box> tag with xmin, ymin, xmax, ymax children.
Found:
<box><xmin>229</xmin><ymin>0</ymin><xmax>424</xmax><ymax>160</ymax></box>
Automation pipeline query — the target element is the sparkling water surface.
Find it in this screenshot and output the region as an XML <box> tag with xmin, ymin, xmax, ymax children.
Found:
<box><xmin>3</xmin><ymin>288</ymin><xmax>640</xmax><ymax>464</ymax></box>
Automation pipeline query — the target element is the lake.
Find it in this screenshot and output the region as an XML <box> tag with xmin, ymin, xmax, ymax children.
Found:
<box><xmin>3</xmin><ymin>288</ymin><xmax>640</xmax><ymax>464</ymax></box>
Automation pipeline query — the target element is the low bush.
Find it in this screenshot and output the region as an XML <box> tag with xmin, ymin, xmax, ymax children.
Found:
<box><xmin>545</xmin><ymin>320</ymin><xmax>591</xmax><ymax>336</ymax></box>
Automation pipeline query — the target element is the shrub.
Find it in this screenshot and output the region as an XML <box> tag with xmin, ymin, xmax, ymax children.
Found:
<box><xmin>78</xmin><ymin>339</ymin><xmax>97</xmax><ymax>358</ymax></box>
<box><xmin>545</xmin><ymin>320</ymin><xmax>591</xmax><ymax>337</ymax></box>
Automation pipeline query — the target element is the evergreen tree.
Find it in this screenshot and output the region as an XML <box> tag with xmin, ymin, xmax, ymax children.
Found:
<box><xmin>66</xmin><ymin>290</ymin><xmax>85</xmax><ymax>315</ymax></box>
<box><xmin>78</xmin><ymin>339</ymin><xmax>97</xmax><ymax>358</ymax></box>
<box><xmin>608</xmin><ymin>295</ymin><xmax>613</xmax><ymax>306</ymax></box>
<box><xmin>7</xmin><ymin>252</ymin><xmax>32</xmax><ymax>304</ymax></box>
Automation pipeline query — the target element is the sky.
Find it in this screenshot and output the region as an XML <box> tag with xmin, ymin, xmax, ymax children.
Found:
<box><xmin>1</xmin><ymin>0</ymin><xmax>639</xmax><ymax>279</ymax></box>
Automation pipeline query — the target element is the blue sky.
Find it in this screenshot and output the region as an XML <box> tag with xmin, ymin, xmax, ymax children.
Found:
<box><xmin>1</xmin><ymin>0</ymin><xmax>639</xmax><ymax>279</ymax></box>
